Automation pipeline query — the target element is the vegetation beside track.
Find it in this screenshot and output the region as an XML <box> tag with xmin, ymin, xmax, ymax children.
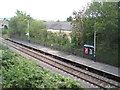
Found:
<box><xmin>1</xmin><ymin>44</ymin><xmax>83</xmax><ymax>89</ymax></box>
<box><xmin>2</xmin><ymin>2</ymin><xmax>119</xmax><ymax>67</ymax></box>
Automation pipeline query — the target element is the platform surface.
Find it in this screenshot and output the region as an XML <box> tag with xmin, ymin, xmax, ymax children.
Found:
<box><xmin>7</xmin><ymin>38</ymin><xmax>120</xmax><ymax>77</ymax></box>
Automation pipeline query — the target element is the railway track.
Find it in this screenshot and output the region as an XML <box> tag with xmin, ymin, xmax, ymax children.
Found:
<box><xmin>2</xmin><ymin>38</ymin><xmax>120</xmax><ymax>89</ymax></box>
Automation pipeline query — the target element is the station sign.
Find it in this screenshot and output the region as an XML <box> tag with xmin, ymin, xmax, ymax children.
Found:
<box><xmin>84</xmin><ymin>44</ymin><xmax>94</xmax><ymax>55</ymax></box>
<box><xmin>85</xmin><ymin>48</ymin><xmax>89</xmax><ymax>54</ymax></box>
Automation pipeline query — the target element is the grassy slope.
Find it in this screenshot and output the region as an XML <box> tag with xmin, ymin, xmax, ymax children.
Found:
<box><xmin>1</xmin><ymin>44</ymin><xmax>83</xmax><ymax>89</ymax></box>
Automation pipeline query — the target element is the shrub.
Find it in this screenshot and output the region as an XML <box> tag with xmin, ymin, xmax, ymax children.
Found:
<box><xmin>1</xmin><ymin>46</ymin><xmax>83</xmax><ymax>88</ymax></box>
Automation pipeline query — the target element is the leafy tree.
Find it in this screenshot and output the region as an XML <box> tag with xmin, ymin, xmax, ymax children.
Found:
<box><xmin>8</xmin><ymin>10</ymin><xmax>47</xmax><ymax>41</ymax></box>
<box><xmin>29</xmin><ymin>20</ymin><xmax>47</xmax><ymax>41</ymax></box>
<box><xmin>72</xmin><ymin>2</ymin><xmax>119</xmax><ymax>66</ymax></box>
<box><xmin>71</xmin><ymin>10</ymin><xmax>85</xmax><ymax>47</ymax></box>
<box><xmin>8</xmin><ymin>10</ymin><xmax>33</xmax><ymax>37</ymax></box>
<box><xmin>84</xmin><ymin>2</ymin><xmax>118</xmax><ymax>48</ymax></box>
<box><xmin>67</xmin><ymin>16</ymin><xmax>73</xmax><ymax>22</ymax></box>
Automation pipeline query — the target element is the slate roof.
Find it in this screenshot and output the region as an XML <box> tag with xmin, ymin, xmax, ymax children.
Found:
<box><xmin>0</xmin><ymin>20</ymin><xmax>8</xmax><ymax>25</ymax></box>
<box><xmin>44</xmin><ymin>21</ymin><xmax>72</xmax><ymax>31</ymax></box>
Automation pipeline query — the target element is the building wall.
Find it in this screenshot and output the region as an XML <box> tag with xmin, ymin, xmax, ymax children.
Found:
<box><xmin>47</xmin><ymin>29</ymin><xmax>72</xmax><ymax>36</ymax></box>
<box><xmin>0</xmin><ymin>20</ymin><xmax>8</xmax><ymax>29</ymax></box>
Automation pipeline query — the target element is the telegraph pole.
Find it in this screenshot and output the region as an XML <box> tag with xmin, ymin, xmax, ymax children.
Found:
<box><xmin>25</xmin><ymin>18</ymin><xmax>30</xmax><ymax>42</ymax></box>
<box><xmin>28</xmin><ymin>19</ymin><xmax>30</xmax><ymax>42</ymax></box>
<box><xmin>93</xmin><ymin>31</ymin><xmax>96</xmax><ymax>61</ymax></box>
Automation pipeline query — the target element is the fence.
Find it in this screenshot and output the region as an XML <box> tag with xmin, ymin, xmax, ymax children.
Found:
<box><xmin>11</xmin><ymin>36</ymin><xmax>84</xmax><ymax>57</ymax></box>
<box><xmin>11</xmin><ymin>36</ymin><xmax>119</xmax><ymax>67</ymax></box>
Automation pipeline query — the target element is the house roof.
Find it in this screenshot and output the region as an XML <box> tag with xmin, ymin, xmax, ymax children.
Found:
<box><xmin>0</xmin><ymin>20</ymin><xmax>8</xmax><ymax>28</ymax></box>
<box><xmin>0</xmin><ymin>20</ymin><xmax>8</xmax><ymax>25</ymax></box>
<box><xmin>44</xmin><ymin>21</ymin><xmax>72</xmax><ymax>31</ymax></box>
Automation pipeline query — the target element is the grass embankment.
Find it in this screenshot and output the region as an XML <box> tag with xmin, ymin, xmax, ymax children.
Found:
<box><xmin>1</xmin><ymin>44</ymin><xmax>83</xmax><ymax>89</ymax></box>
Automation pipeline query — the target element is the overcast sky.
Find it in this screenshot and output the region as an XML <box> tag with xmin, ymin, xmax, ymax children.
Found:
<box><xmin>0</xmin><ymin>0</ymin><xmax>92</xmax><ymax>21</ymax></box>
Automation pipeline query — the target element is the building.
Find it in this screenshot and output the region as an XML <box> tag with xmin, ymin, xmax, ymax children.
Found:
<box><xmin>44</xmin><ymin>21</ymin><xmax>72</xmax><ymax>36</ymax></box>
<box><xmin>0</xmin><ymin>20</ymin><xmax>8</xmax><ymax>30</ymax></box>
<box><xmin>44</xmin><ymin>21</ymin><xmax>72</xmax><ymax>43</ymax></box>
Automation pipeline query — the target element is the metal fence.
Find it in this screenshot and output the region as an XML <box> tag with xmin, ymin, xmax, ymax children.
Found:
<box><xmin>11</xmin><ymin>36</ymin><xmax>84</xmax><ymax>57</ymax></box>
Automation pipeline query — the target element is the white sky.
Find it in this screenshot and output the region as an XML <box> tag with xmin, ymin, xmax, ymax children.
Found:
<box><xmin>0</xmin><ymin>0</ymin><xmax>92</xmax><ymax>21</ymax></box>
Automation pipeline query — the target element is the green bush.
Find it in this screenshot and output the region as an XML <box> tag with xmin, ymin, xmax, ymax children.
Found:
<box><xmin>96</xmin><ymin>47</ymin><xmax>118</xmax><ymax>67</ymax></box>
<box><xmin>2</xmin><ymin>47</ymin><xmax>83</xmax><ymax>88</ymax></box>
<box><xmin>2</xmin><ymin>30</ymin><xmax>7</xmax><ymax>35</ymax></box>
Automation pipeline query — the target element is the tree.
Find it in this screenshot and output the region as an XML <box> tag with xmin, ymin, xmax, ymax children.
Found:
<box><xmin>71</xmin><ymin>10</ymin><xmax>85</xmax><ymax>47</ymax></box>
<box><xmin>67</xmin><ymin>16</ymin><xmax>73</xmax><ymax>22</ymax></box>
<box><xmin>8</xmin><ymin>10</ymin><xmax>33</xmax><ymax>37</ymax></box>
<box><xmin>8</xmin><ymin>10</ymin><xmax>47</xmax><ymax>41</ymax></box>
<box><xmin>72</xmin><ymin>2</ymin><xmax>119</xmax><ymax>66</ymax></box>
<box><xmin>29</xmin><ymin>20</ymin><xmax>47</xmax><ymax>41</ymax></box>
<box><xmin>84</xmin><ymin>2</ymin><xmax>118</xmax><ymax>47</ymax></box>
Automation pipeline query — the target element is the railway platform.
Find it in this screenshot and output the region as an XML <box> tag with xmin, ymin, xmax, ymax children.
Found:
<box><xmin>7</xmin><ymin>38</ymin><xmax>120</xmax><ymax>78</ymax></box>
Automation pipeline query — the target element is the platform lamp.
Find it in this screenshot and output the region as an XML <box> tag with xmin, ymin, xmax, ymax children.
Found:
<box><xmin>93</xmin><ymin>30</ymin><xmax>96</xmax><ymax>62</ymax></box>
<box><xmin>24</xmin><ymin>18</ymin><xmax>30</xmax><ymax>42</ymax></box>
<box><xmin>27</xmin><ymin>19</ymin><xmax>30</xmax><ymax>42</ymax></box>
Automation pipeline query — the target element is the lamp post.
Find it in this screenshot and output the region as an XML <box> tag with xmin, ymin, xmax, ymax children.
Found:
<box><xmin>27</xmin><ymin>19</ymin><xmax>30</xmax><ymax>42</ymax></box>
<box><xmin>25</xmin><ymin>19</ymin><xmax>30</xmax><ymax>42</ymax></box>
<box><xmin>93</xmin><ymin>31</ymin><xmax>96</xmax><ymax>61</ymax></box>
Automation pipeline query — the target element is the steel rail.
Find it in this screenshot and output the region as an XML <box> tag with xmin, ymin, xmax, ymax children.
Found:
<box><xmin>2</xmin><ymin>39</ymin><xmax>120</xmax><ymax>89</ymax></box>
